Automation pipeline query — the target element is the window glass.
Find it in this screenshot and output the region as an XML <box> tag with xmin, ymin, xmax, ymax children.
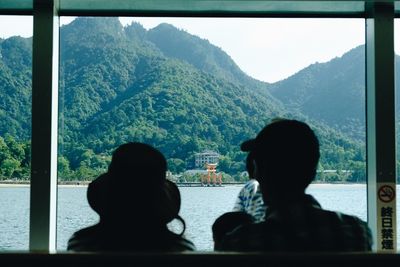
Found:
<box><xmin>0</xmin><ymin>15</ymin><xmax>32</xmax><ymax>250</ymax></box>
<box><xmin>57</xmin><ymin>17</ymin><xmax>365</xmax><ymax>251</ymax></box>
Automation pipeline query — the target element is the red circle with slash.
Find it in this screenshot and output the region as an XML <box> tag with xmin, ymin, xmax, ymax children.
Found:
<box><xmin>378</xmin><ymin>185</ymin><xmax>395</xmax><ymax>203</ymax></box>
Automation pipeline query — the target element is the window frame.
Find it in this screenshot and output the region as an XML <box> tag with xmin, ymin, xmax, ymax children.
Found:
<box><xmin>0</xmin><ymin>0</ymin><xmax>396</xmax><ymax>252</ymax></box>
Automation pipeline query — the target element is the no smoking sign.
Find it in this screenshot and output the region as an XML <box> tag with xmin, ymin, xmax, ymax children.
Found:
<box><xmin>378</xmin><ymin>185</ymin><xmax>395</xmax><ymax>203</ymax></box>
<box><xmin>377</xmin><ymin>183</ymin><xmax>397</xmax><ymax>252</ymax></box>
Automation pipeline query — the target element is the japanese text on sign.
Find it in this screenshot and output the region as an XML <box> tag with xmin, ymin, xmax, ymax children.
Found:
<box><xmin>380</xmin><ymin>207</ymin><xmax>394</xmax><ymax>250</ymax></box>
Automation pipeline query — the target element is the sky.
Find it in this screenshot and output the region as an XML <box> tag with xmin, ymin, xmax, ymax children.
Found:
<box><xmin>1</xmin><ymin>15</ymin><xmax>398</xmax><ymax>83</ymax></box>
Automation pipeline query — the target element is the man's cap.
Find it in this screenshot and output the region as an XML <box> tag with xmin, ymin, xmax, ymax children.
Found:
<box><xmin>240</xmin><ymin>119</ymin><xmax>320</xmax><ymax>193</ymax></box>
<box><xmin>241</xmin><ymin>118</ymin><xmax>287</xmax><ymax>152</ymax></box>
<box><xmin>240</xmin><ymin>139</ymin><xmax>257</xmax><ymax>152</ymax></box>
<box><xmin>240</xmin><ymin>119</ymin><xmax>318</xmax><ymax>154</ymax></box>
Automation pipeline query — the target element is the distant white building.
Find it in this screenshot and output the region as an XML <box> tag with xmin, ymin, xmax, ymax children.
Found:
<box><xmin>194</xmin><ymin>150</ymin><xmax>220</xmax><ymax>168</ymax></box>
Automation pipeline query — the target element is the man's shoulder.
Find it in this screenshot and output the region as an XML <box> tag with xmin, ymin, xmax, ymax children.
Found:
<box><xmin>295</xmin><ymin>206</ymin><xmax>372</xmax><ymax>248</ymax></box>
<box><xmin>330</xmin><ymin>211</ymin><xmax>372</xmax><ymax>249</ymax></box>
<box><xmin>313</xmin><ymin>208</ymin><xmax>370</xmax><ymax>233</ymax></box>
<box><xmin>219</xmin><ymin>207</ymin><xmax>372</xmax><ymax>252</ymax></box>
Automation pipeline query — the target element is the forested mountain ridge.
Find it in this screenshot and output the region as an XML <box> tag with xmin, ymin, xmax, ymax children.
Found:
<box><xmin>268</xmin><ymin>45</ymin><xmax>400</xmax><ymax>143</ymax></box>
<box><xmin>146</xmin><ymin>23</ymin><xmax>272</xmax><ymax>92</ymax></box>
<box><xmin>269</xmin><ymin>47</ymin><xmax>400</xmax><ymax>180</ymax></box>
<box><xmin>0</xmin><ymin>36</ymin><xmax>32</xmax><ymax>139</ymax></box>
<box><xmin>0</xmin><ymin>17</ymin><xmax>367</xmax><ymax>182</ymax></box>
<box><xmin>59</xmin><ymin>17</ymin><xmax>287</xmax><ymax>176</ymax></box>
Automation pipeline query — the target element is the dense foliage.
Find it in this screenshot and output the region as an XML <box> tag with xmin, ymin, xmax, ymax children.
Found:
<box><xmin>268</xmin><ymin>45</ymin><xmax>400</xmax><ymax>182</ymax></box>
<box><xmin>0</xmin><ymin>17</ymin><xmax>376</xmax><ymax>182</ymax></box>
<box><xmin>269</xmin><ymin>46</ymin><xmax>366</xmax><ymax>141</ymax></box>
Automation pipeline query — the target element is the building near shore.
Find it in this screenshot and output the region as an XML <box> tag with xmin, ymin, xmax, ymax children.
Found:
<box><xmin>194</xmin><ymin>150</ymin><xmax>220</xmax><ymax>168</ymax></box>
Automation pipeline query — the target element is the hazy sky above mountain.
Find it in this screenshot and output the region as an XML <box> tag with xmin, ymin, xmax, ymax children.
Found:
<box><xmin>1</xmin><ymin>15</ymin><xmax>399</xmax><ymax>83</ymax></box>
<box><xmin>120</xmin><ymin>17</ymin><xmax>365</xmax><ymax>83</ymax></box>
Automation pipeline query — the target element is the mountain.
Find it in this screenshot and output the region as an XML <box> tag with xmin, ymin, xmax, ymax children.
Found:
<box><xmin>269</xmin><ymin>46</ymin><xmax>366</xmax><ymax>141</ymax></box>
<box><xmin>58</xmin><ymin>18</ymin><xmax>286</xmax><ymax>174</ymax></box>
<box><xmin>0</xmin><ymin>36</ymin><xmax>32</xmax><ymax>139</ymax></box>
<box><xmin>0</xmin><ymin>17</ymin><xmax>366</xmax><ymax>181</ymax></box>
<box><xmin>146</xmin><ymin>23</ymin><xmax>271</xmax><ymax>92</ymax></box>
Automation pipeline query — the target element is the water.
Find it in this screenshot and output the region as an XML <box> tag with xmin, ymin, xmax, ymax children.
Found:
<box><xmin>0</xmin><ymin>184</ymin><xmax>395</xmax><ymax>251</ymax></box>
<box><xmin>0</xmin><ymin>186</ymin><xmax>30</xmax><ymax>249</ymax></box>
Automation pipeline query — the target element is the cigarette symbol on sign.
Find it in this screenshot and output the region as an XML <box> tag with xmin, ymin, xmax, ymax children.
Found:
<box><xmin>378</xmin><ymin>185</ymin><xmax>395</xmax><ymax>203</ymax></box>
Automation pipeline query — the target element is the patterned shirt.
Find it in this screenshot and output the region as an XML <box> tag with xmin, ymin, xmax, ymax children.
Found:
<box><xmin>233</xmin><ymin>179</ymin><xmax>266</xmax><ymax>222</ymax></box>
<box><xmin>222</xmin><ymin>194</ymin><xmax>372</xmax><ymax>252</ymax></box>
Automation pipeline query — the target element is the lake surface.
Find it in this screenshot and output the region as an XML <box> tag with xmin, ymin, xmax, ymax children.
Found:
<box><xmin>0</xmin><ymin>184</ymin><xmax>397</xmax><ymax>251</ymax></box>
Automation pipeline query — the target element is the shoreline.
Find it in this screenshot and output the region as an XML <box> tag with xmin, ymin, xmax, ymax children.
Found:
<box><xmin>0</xmin><ymin>180</ymin><xmax>370</xmax><ymax>188</ymax></box>
<box><xmin>308</xmin><ymin>182</ymin><xmax>367</xmax><ymax>188</ymax></box>
<box><xmin>0</xmin><ymin>180</ymin><xmax>91</xmax><ymax>188</ymax></box>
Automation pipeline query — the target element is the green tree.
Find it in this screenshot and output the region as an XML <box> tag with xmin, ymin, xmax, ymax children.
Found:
<box><xmin>1</xmin><ymin>158</ymin><xmax>20</xmax><ymax>179</ymax></box>
<box><xmin>167</xmin><ymin>158</ymin><xmax>186</xmax><ymax>174</ymax></box>
<box><xmin>58</xmin><ymin>156</ymin><xmax>72</xmax><ymax>180</ymax></box>
<box><xmin>347</xmin><ymin>161</ymin><xmax>366</xmax><ymax>182</ymax></box>
<box><xmin>75</xmin><ymin>165</ymin><xmax>98</xmax><ymax>181</ymax></box>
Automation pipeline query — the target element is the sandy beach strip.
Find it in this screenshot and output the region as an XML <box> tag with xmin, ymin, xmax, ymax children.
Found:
<box><xmin>0</xmin><ymin>183</ymin><xmax>30</xmax><ymax>188</ymax></box>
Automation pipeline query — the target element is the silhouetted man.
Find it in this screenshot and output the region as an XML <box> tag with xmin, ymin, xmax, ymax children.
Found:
<box><xmin>220</xmin><ymin>119</ymin><xmax>372</xmax><ymax>252</ymax></box>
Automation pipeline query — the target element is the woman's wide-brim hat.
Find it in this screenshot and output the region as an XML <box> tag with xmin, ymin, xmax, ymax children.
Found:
<box><xmin>87</xmin><ymin>142</ymin><xmax>181</xmax><ymax>224</ymax></box>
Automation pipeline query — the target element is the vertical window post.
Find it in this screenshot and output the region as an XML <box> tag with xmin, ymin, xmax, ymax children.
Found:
<box><xmin>30</xmin><ymin>0</ymin><xmax>59</xmax><ymax>252</ymax></box>
<box><xmin>366</xmin><ymin>2</ymin><xmax>397</xmax><ymax>252</ymax></box>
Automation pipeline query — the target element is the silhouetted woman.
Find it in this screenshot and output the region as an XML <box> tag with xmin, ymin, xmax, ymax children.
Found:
<box><xmin>67</xmin><ymin>142</ymin><xmax>195</xmax><ymax>252</ymax></box>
